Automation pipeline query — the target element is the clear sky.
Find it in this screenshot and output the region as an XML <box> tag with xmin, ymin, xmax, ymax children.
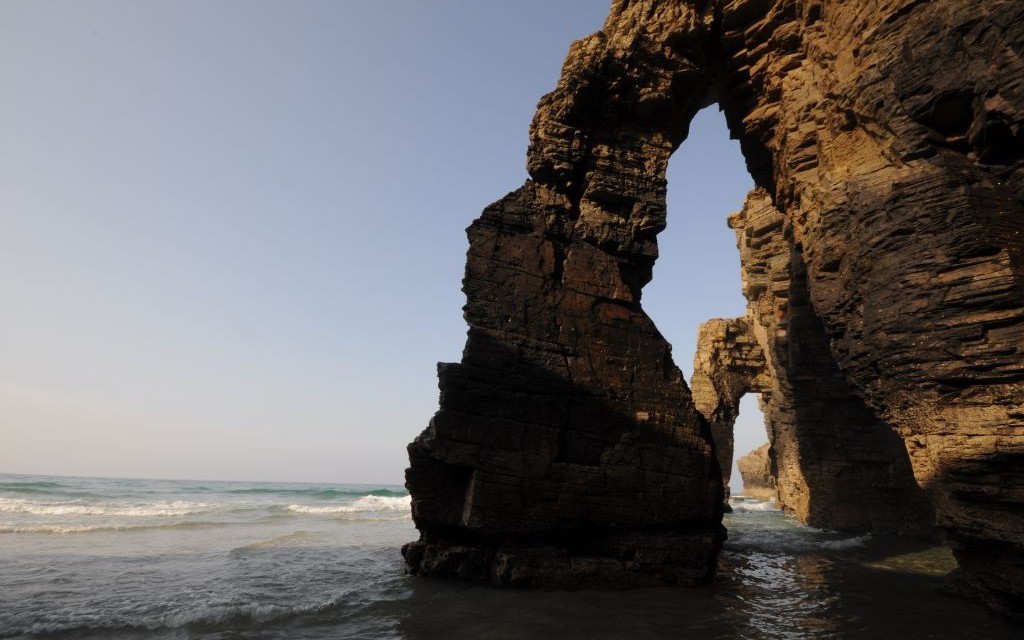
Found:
<box><xmin>1</xmin><ymin>0</ymin><xmax>765</xmax><ymax>487</ymax></box>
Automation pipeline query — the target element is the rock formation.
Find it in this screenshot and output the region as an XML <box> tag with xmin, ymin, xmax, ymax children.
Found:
<box><xmin>690</xmin><ymin>317</ymin><xmax>770</xmax><ymax>503</ymax></box>
<box><xmin>737</xmin><ymin>444</ymin><xmax>774</xmax><ymax>500</ymax></box>
<box><xmin>403</xmin><ymin>183</ymin><xmax>724</xmax><ymax>587</ymax></box>
<box><xmin>691</xmin><ymin>191</ymin><xmax>936</xmax><ymax>537</ymax></box>
<box><xmin>406</xmin><ymin>0</ymin><xmax>1024</xmax><ymax>618</ymax></box>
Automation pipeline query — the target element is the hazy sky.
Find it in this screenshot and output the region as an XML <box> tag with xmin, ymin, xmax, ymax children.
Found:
<box><xmin>1</xmin><ymin>0</ymin><xmax>765</xmax><ymax>486</ymax></box>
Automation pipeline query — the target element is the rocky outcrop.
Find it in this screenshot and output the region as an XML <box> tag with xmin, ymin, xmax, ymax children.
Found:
<box><xmin>406</xmin><ymin>0</ymin><xmax>1024</xmax><ymax>617</ymax></box>
<box><xmin>403</xmin><ymin>163</ymin><xmax>724</xmax><ymax>584</ymax></box>
<box><xmin>691</xmin><ymin>317</ymin><xmax>771</xmax><ymax>502</ymax></box>
<box><xmin>737</xmin><ymin>444</ymin><xmax>774</xmax><ymax>500</ymax></box>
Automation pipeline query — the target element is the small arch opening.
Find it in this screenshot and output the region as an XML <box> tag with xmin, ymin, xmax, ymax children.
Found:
<box><xmin>732</xmin><ymin>393</ymin><xmax>770</xmax><ymax>498</ymax></box>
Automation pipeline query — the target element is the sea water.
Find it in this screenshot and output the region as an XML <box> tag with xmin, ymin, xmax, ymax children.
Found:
<box><xmin>0</xmin><ymin>473</ymin><xmax>1018</xmax><ymax>639</ymax></box>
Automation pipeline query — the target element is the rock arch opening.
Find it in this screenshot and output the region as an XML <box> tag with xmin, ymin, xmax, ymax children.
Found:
<box><xmin>637</xmin><ymin>105</ymin><xmax>776</xmax><ymax>511</ymax></box>
<box><xmin>725</xmin><ymin>400</ymin><xmax>775</xmax><ymax>504</ymax></box>
<box><xmin>404</xmin><ymin>0</ymin><xmax>1024</xmax><ymax>619</ymax></box>
<box><xmin>641</xmin><ymin>106</ymin><xmax>751</xmax><ymax>383</ymax></box>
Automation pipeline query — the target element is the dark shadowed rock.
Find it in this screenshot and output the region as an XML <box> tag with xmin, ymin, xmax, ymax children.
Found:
<box><xmin>403</xmin><ymin>181</ymin><xmax>725</xmax><ymax>587</ymax></box>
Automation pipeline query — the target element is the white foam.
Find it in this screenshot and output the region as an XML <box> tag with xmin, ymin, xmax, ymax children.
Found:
<box><xmin>727</xmin><ymin>531</ymin><xmax>870</xmax><ymax>553</ymax></box>
<box><xmin>0</xmin><ymin>497</ymin><xmax>214</xmax><ymax>517</ymax></box>
<box><xmin>21</xmin><ymin>596</ymin><xmax>351</xmax><ymax>636</ymax></box>
<box><xmin>0</xmin><ymin>519</ymin><xmax>238</xmax><ymax>534</ymax></box>
<box><xmin>730</xmin><ymin>498</ymin><xmax>781</xmax><ymax>513</ymax></box>
<box><xmin>287</xmin><ymin>495</ymin><xmax>410</xmax><ymax>514</ymax></box>
<box><xmin>1</xmin><ymin>524</ymin><xmax>131</xmax><ymax>534</ymax></box>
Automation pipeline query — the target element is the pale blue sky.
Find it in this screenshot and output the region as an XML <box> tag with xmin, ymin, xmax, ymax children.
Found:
<box><xmin>1</xmin><ymin>0</ymin><xmax>764</xmax><ymax>486</ymax></box>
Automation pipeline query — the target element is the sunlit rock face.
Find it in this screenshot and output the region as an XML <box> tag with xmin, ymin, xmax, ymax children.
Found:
<box><xmin>737</xmin><ymin>443</ymin><xmax>774</xmax><ymax>501</ymax></box>
<box><xmin>717</xmin><ymin>2</ymin><xmax>1024</xmax><ymax>619</ymax></box>
<box><xmin>405</xmin><ymin>0</ymin><xmax>1024</xmax><ymax>617</ymax></box>
<box><xmin>721</xmin><ymin>189</ymin><xmax>937</xmax><ymax>538</ymax></box>
<box><xmin>691</xmin><ymin>230</ymin><xmax>935</xmax><ymax>538</ymax></box>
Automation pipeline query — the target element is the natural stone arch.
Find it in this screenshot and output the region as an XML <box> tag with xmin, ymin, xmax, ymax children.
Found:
<box><xmin>691</xmin><ymin>316</ymin><xmax>771</xmax><ymax>503</ymax></box>
<box><xmin>693</xmin><ymin>191</ymin><xmax>935</xmax><ymax>536</ymax></box>
<box><xmin>405</xmin><ymin>0</ymin><xmax>1024</xmax><ymax>618</ymax></box>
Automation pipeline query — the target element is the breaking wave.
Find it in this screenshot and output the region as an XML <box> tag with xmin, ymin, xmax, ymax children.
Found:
<box><xmin>0</xmin><ymin>480</ymin><xmax>65</xmax><ymax>494</ymax></box>
<box><xmin>0</xmin><ymin>520</ymin><xmax>231</xmax><ymax>535</ymax></box>
<box><xmin>727</xmin><ymin>529</ymin><xmax>871</xmax><ymax>554</ymax></box>
<box><xmin>287</xmin><ymin>495</ymin><xmax>411</xmax><ymax>514</ymax></box>
<box><xmin>0</xmin><ymin>497</ymin><xmax>215</xmax><ymax>517</ymax></box>
<box><xmin>0</xmin><ymin>490</ymin><xmax>411</xmax><ymax>536</ymax></box>
<box><xmin>729</xmin><ymin>498</ymin><xmax>782</xmax><ymax>513</ymax></box>
<box><xmin>154</xmin><ymin>596</ymin><xmax>350</xmax><ymax>628</ymax></box>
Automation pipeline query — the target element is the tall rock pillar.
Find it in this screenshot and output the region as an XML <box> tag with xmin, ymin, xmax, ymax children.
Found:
<box><xmin>404</xmin><ymin>2</ymin><xmax>726</xmax><ymax>587</ymax></box>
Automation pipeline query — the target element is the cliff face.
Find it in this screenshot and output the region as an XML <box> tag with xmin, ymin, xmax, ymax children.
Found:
<box><xmin>737</xmin><ymin>444</ymin><xmax>774</xmax><ymax>500</ymax></box>
<box><xmin>406</xmin><ymin>0</ymin><xmax>1024</xmax><ymax>616</ymax></box>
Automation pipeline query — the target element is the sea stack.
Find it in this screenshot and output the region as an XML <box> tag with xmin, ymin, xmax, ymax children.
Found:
<box><xmin>737</xmin><ymin>444</ymin><xmax>774</xmax><ymax>501</ymax></box>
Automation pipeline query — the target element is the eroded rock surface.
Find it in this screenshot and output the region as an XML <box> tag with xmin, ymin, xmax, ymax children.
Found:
<box><xmin>737</xmin><ymin>444</ymin><xmax>774</xmax><ymax>500</ymax></box>
<box><xmin>403</xmin><ymin>144</ymin><xmax>725</xmax><ymax>585</ymax></box>
<box><xmin>406</xmin><ymin>0</ymin><xmax>1024</xmax><ymax>616</ymax></box>
<box><xmin>728</xmin><ymin>190</ymin><xmax>937</xmax><ymax>537</ymax></box>
<box><xmin>717</xmin><ymin>2</ymin><xmax>1024</xmax><ymax>617</ymax></box>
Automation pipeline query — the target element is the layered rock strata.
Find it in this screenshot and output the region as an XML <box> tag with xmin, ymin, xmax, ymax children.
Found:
<box><xmin>403</xmin><ymin>184</ymin><xmax>724</xmax><ymax>587</ymax></box>
<box><xmin>690</xmin><ymin>247</ymin><xmax>933</xmax><ymax>536</ymax></box>
<box><xmin>717</xmin><ymin>2</ymin><xmax>1024</xmax><ymax>617</ymax></box>
<box><xmin>728</xmin><ymin>189</ymin><xmax>936</xmax><ymax>536</ymax></box>
<box><xmin>737</xmin><ymin>444</ymin><xmax>774</xmax><ymax>501</ymax></box>
<box><xmin>406</xmin><ymin>0</ymin><xmax>1024</xmax><ymax>616</ymax></box>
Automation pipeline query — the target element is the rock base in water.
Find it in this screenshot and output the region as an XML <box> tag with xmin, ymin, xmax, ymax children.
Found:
<box><xmin>402</xmin><ymin>528</ymin><xmax>722</xmax><ymax>587</ymax></box>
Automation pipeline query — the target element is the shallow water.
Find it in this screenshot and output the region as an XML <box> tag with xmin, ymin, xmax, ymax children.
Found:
<box><xmin>0</xmin><ymin>474</ymin><xmax>1017</xmax><ymax>639</ymax></box>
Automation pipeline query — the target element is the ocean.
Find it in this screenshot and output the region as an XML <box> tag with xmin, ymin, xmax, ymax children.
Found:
<box><xmin>0</xmin><ymin>473</ymin><xmax>1017</xmax><ymax>639</ymax></box>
